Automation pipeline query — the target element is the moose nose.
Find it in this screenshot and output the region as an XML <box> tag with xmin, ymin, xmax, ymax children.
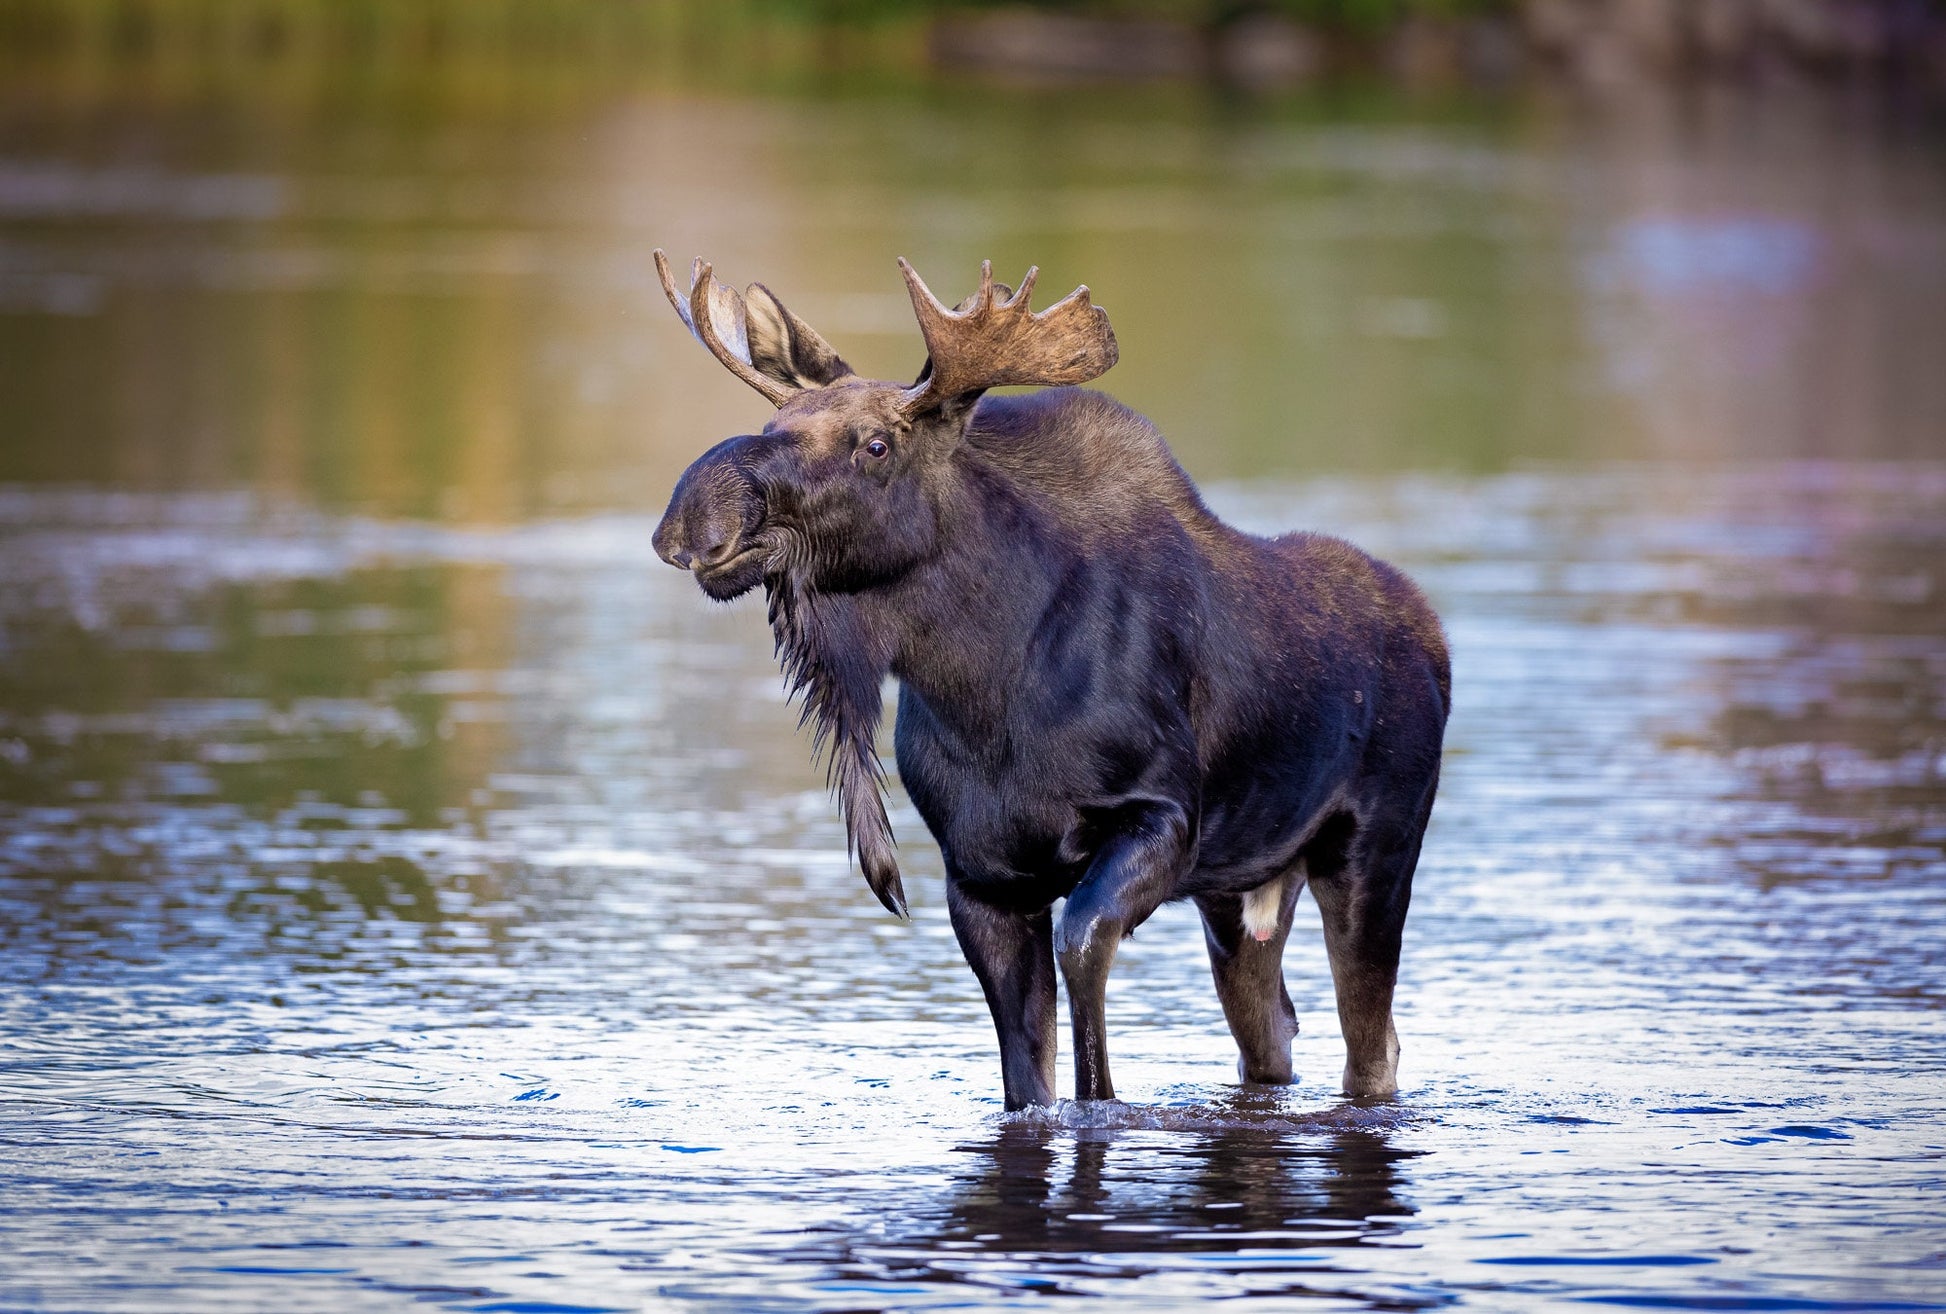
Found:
<box><xmin>653</xmin><ymin>532</ymin><xmax>738</xmax><ymax>574</ymax></box>
<box><xmin>652</xmin><ymin>531</ymin><xmax>689</xmax><ymax>570</ymax></box>
<box><xmin>654</xmin><ymin>431</ymin><xmax>767</xmax><ymax>575</ymax></box>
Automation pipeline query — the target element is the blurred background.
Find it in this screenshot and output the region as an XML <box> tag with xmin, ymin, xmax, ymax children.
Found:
<box><xmin>2</xmin><ymin>4</ymin><xmax>1944</xmax><ymax>1312</ymax></box>
<box><xmin>3</xmin><ymin>0</ymin><xmax>1944</xmax><ymax>511</ymax></box>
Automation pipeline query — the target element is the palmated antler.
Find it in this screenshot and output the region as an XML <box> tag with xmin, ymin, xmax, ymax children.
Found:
<box><xmin>899</xmin><ymin>259</ymin><xmax>1119</xmax><ymax>416</ymax></box>
<box><xmin>655</xmin><ymin>249</ymin><xmax>796</xmax><ymax>407</ymax></box>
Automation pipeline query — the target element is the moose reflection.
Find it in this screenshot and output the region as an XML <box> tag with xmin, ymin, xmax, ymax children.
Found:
<box><xmin>806</xmin><ymin>1117</ymin><xmax>1419</xmax><ymax>1300</ymax></box>
<box><xmin>651</xmin><ymin>253</ymin><xmax>1449</xmax><ymax>1107</ymax></box>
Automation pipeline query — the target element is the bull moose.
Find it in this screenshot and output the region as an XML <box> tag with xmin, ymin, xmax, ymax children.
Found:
<box><xmin>650</xmin><ymin>251</ymin><xmax>1450</xmax><ymax>1108</ymax></box>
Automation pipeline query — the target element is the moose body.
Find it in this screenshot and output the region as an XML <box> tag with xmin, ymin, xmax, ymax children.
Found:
<box><xmin>651</xmin><ymin>253</ymin><xmax>1449</xmax><ymax>1108</ymax></box>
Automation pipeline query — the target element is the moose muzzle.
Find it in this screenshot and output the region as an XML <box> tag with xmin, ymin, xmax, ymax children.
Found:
<box><xmin>653</xmin><ymin>435</ymin><xmax>771</xmax><ymax>601</ymax></box>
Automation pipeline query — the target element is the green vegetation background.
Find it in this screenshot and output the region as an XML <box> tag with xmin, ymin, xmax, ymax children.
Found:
<box><xmin>2</xmin><ymin>0</ymin><xmax>1516</xmax><ymax>62</ymax></box>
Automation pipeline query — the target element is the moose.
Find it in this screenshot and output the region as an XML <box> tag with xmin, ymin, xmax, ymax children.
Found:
<box><xmin>650</xmin><ymin>251</ymin><xmax>1450</xmax><ymax>1108</ymax></box>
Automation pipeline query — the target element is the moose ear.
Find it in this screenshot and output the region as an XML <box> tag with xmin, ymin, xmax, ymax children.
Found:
<box><xmin>745</xmin><ymin>283</ymin><xmax>854</xmax><ymax>392</ymax></box>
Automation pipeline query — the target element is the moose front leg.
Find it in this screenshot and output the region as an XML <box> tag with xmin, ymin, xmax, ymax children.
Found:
<box><xmin>1055</xmin><ymin>803</ymin><xmax>1193</xmax><ymax>1102</ymax></box>
<box><xmin>948</xmin><ymin>877</ymin><xmax>1059</xmax><ymax>1110</ymax></box>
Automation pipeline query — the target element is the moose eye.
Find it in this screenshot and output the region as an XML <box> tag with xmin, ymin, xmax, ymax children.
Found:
<box><xmin>864</xmin><ymin>438</ymin><xmax>890</xmax><ymax>460</ymax></box>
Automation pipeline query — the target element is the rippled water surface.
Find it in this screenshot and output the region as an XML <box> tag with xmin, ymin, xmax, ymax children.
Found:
<box><xmin>4</xmin><ymin>468</ymin><xmax>1942</xmax><ymax>1311</ymax></box>
<box><xmin>2</xmin><ymin>66</ymin><xmax>1945</xmax><ymax>1314</ymax></box>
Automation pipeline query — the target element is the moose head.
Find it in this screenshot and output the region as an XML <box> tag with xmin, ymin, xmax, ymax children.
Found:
<box><xmin>650</xmin><ymin>253</ymin><xmax>1120</xmax><ymax>917</ymax></box>
<box><xmin>649</xmin><ymin>251</ymin><xmax>1119</xmax><ymax>600</ymax></box>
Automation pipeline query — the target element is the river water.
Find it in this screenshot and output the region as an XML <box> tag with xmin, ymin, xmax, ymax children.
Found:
<box><xmin>1</xmin><ymin>66</ymin><xmax>1944</xmax><ymax>1313</ymax></box>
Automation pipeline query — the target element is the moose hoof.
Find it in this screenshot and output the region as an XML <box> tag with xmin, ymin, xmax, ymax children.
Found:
<box><xmin>1340</xmin><ymin>1060</ymin><xmax>1400</xmax><ymax>1099</ymax></box>
<box><xmin>1237</xmin><ymin>1057</ymin><xmax>1295</xmax><ymax>1085</ymax></box>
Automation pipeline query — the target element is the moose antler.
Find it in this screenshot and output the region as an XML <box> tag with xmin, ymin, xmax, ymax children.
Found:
<box><xmin>899</xmin><ymin>259</ymin><xmax>1119</xmax><ymax>416</ymax></box>
<box><xmin>655</xmin><ymin>249</ymin><xmax>797</xmax><ymax>407</ymax></box>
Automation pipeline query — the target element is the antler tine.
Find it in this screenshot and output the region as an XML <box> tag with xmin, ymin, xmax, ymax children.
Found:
<box><xmin>1009</xmin><ymin>265</ymin><xmax>1039</xmax><ymax>308</ymax></box>
<box><xmin>686</xmin><ymin>258</ymin><xmax>738</xmax><ymax>364</ymax></box>
<box><xmin>689</xmin><ymin>260</ymin><xmax>797</xmax><ymax>408</ymax></box>
<box><xmin>897</xmin><ymin>257</ymin><xmax>1119</xmax><ymax>416</ymax></box>
<box><xmin>898</xmin><ymin>256</ymin><xmax>949</xmax><ymax>319</ymax></box>
<box><xmin>652</xmin><ymin>248</ymin><xmax>796</xmax><ymax>407</ymax></box>
<box><xmin>654</xmin><ymin>247</ymin><xmax>699</xmax><ymax>335</ymax></box>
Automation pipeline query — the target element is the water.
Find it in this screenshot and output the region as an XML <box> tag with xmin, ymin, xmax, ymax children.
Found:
<box><xmin>2</xmin><ymin>67</ymin><xmax>1945</xmax><ymax>1313</ymax></box>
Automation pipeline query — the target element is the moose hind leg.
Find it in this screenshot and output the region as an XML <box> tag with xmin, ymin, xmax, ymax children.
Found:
<box><xmin>1305</xmin><ymin>810</ymin><xmax>1424</xmax><ymax>1098</ymax></box>
<box><xmin>947</xmin><ymin>878</ymin><xmax>1058</xmax><ymax>1111</ymax></box>
<box><xmin>1195</xmin><ymin>874</ymin><xmax>1302</xmax><ymax>1085</ymax></box>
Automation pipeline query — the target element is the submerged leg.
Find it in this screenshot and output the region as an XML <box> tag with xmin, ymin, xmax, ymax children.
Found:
<box><xmin>1055</xmin><ymin>802</ymin><xmax>1192</xmax><ymax>1102</ymax></box>
<box><xmin>948</xmin><ymin>877</ymin><xmax>1058</xmax><ymax>1110</ymax></box>
<box><xmin>1307</xmin><ymin>808</ymin><xmax>1429</xmax><ymax>1099</ymax></box>
<box><xmin>1195</xmin><ymin>871</ymin><xmax>1303</xmax><ymax>1085</ymax></box>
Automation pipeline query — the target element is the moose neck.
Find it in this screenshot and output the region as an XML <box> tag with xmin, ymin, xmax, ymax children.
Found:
<box><xmin>764</xmin><ymin>444</ymin><xmax>1078</xmax><ymax>899</ymax></box>
<box><xmin>869</xmin><ymin>465</ymin><xmax>1070</xmax><ymax>735</ymax></box>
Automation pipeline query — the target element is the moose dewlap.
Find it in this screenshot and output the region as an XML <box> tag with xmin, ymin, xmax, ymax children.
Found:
<box><xmin>651</xmin><ymin>251</ymin><xmax>1450</xmax><ymax>1108</ymax></box>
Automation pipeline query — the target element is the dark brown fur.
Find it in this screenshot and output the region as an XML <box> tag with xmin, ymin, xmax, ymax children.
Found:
<box><xmin>652</xmin><ymin>257</ymin><xmax>1449</xmax><ymax>1107</ymax></box>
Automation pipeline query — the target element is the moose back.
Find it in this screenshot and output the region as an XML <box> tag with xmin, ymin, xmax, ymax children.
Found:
<box><xmin>650</xmin><ymin>252</ymin><xmax>1450</xmax><ymax>1108</ymax></box>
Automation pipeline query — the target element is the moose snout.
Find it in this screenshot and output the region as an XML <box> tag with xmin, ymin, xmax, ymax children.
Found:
<box><xmin>653</xmin><ymin>502</ymin><xmax>742</xmax><ymax>573</ymax></box>
<box><xmin>656</xmin><ymin>534</ymin><xmax>740</xmax><ymax>573</ymax></box>
<box><xmin>654</xmin><ymin>436</ymin><xmax>770</xmax><ymax>596</ymax></box>
<box><xmin>649</xmin><ymin>514</ymin><xmax>691</xmax><ymax>570</ymax></box>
